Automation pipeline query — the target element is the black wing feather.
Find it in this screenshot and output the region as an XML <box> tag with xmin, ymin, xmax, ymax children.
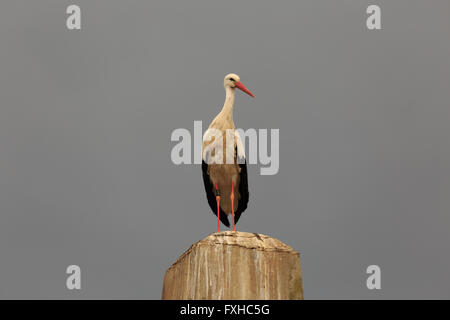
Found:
<box><xmin>202</xmin><ymin>160</ymin><xmax>230</xmax><ymax>227</ymax></box>
<box><xmin>234</xmin><ymin>153</ymin><xmax>249</xmax><ymax>225</ymax></box>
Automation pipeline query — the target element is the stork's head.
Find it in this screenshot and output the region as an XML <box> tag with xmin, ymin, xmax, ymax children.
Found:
<box><xmin>224</xmin><ymin>73</ymin><xmax>255</xmax><ymax>98</ymax></box>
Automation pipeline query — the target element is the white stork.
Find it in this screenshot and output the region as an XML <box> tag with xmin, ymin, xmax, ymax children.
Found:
<box><xmin>202</xmin><ymin>73</ymin><xmax>254</xmax><ymax>232</ymax></box>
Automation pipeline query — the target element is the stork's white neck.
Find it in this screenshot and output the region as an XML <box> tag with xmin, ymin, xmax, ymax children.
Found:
<box><xmin>219</xmin><ymin>86</ymin><xmax>236</xmax><ymax>123</ymax></box>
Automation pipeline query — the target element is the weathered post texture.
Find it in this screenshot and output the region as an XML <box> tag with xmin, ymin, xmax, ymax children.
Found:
<box><xmin>162</xmin><ymin>231</ymin><xmax>303</xmax><ymax>300</ymax></box>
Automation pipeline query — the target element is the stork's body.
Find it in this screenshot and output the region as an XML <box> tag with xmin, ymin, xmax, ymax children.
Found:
<box><xmin>202</xmin><ymin>74</ymin><xmax>254</xmax><ymax>231</ymax></box>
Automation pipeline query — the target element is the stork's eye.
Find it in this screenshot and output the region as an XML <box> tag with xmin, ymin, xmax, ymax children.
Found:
<box><xmin>229</xmin><ymin>78</ymin><xmax>235</xmax><ymax>82</ymax></box>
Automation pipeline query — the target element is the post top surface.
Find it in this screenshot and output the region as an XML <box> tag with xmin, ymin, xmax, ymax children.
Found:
<box><xmin>169</xmin><ymin>231</ymin><xmax>299</xmax><ymax>270</ymax></box>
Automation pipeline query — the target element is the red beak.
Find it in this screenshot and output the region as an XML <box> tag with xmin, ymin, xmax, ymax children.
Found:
<box><xmin>235</xmin><ymin>81</ymin><xmax>255</xmax><ymax>98</ymax></box>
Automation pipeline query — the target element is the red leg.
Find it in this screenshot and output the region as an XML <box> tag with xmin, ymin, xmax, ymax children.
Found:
<box><xmin>215</xmin><ymin>183</ymin><xmax>220</xmax><ymax>233</ymax></box>
<box><xmin>231</xmin><ymin>181</ymin><xmax>236</xmax><ymax>231</ymax></box>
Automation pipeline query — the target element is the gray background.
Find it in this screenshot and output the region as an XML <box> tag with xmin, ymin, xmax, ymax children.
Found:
<box><xmin>0</xmin><ymin>0</ymin><xmax>449</xmax><ymax>299</ymax></box>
